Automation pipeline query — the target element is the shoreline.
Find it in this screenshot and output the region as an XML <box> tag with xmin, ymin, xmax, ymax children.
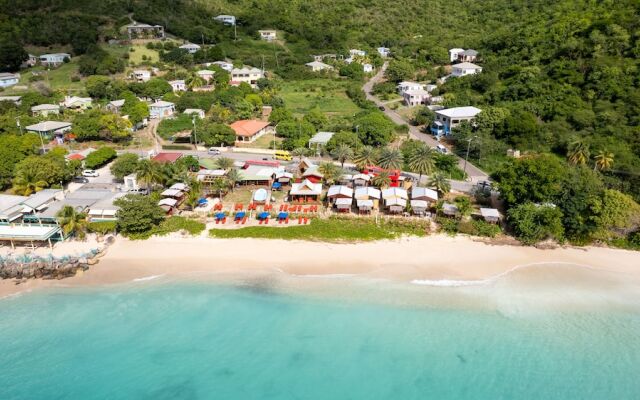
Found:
<box><xmin>1</xmin><ymin>234</ymin><xmax>640</xmax><ymax>299</ymax></box>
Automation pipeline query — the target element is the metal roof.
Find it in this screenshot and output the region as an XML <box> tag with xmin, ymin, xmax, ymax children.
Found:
<box><xmin>309</xmin><ymin>131</ymin><xmax>335</xmax><ymax>145</ymax></box>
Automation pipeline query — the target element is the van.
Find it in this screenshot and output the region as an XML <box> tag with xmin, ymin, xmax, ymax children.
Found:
<box><xmin>274</xmin><ymin>150</ymin><xmax>292</xmax><ymax>161</ymax></box>
<box><xmin>435</xmin><ymin>144</ymin><xmax>448</xmax><ymax>154</ymax></box>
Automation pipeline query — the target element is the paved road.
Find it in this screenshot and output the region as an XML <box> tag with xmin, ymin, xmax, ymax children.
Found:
<box><xmin>363</xmin><ymin>62</ymin><xmax>489</xmax><ymax>182</ymax></box>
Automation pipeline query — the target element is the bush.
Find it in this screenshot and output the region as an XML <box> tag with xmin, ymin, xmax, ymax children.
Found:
<box><xmin>84</xmin><ymin>147</ymin><xmax>117</xmax><ymax>169</ymax></box>
<box><xmin>128</xmin><ymin>216</ymin><xmax>206</xmax><ymax>240</ymax></box>
<box><xmin>162</xmin><ymin>144</ymin><xmax>192</xmax><ymax>150</ymax></box>
<box><xmin>87</xmin><ymin>221</ymin><xmax>117</xmax><ymax>235</ymax></box>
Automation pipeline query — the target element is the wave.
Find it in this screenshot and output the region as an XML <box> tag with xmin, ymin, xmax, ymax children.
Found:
<box><xmin>132</xmin><ymin>274</ymin><xmax>165</xmax><ymax>282</ymax></box>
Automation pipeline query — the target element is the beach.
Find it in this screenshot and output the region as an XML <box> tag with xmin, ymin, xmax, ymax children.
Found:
<box><xmin>2</xmin><ymin>234</ymin><xmax>639</xmax><ymax>298</ymax></box>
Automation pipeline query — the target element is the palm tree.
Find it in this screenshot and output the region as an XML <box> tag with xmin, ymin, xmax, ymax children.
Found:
<box><xmin>594</xmin><ymin>150</ymin><xmax>614</xmax><ymax>171</ymax></box>
<box><xmin>371</xmin><ymin>171</ymin><xmax>392</xmax><ymax>188</ymax></box>
<box><xmin>353</xmin><ymin>146</ymin><xmax>378</xmax><ymax>169</ymax></box>
<box><xmin>186</xmin><ymin>74</ymin><xmax>206</xmax><ymax>90</ymax></box>
<box><xmin>291</xmin><ymin>147</ymin><xmax>308</xmax><ymax>161</ymax></box>
<box><xmin>161</xmin><ymin>163</ymin><xmax>188</xmax><ymax>187</ymax></box>
<box><xmin>136</xmin><ymin>160</ymin><xmax>163</xmax><ymax>191</ymax></box>
<box><xmin>318</xmin><ymin>162</ymin><xmax>342</xmax><ymax>185</ymax></box>
<box><xmin>211</xmin><ymin>177</ymin><xmax>228</xmax><ymax>199</ymax></box>
<box><xmin>57</xmin><ymin>206</ymin><xmax>88</xmax><ymax>240</ymax></box>
<box><xmin>567</xmin><ymin>140</ymin><xmax>590</xmax><ymax>165</ymax></box>
<box><xmin>407</xmin><ymin>143</ymin><xmax>436</xmax><ymax>184</ymax></box>
<box><xmin>331</xmin><ymin>144</ymin><xmax>354</xmax><ymax>168</ymax></box>
<box><xmin>428</xmin><ymin>173</ymin><xmax>451</xmax><ymax>196</ymax></box>
<box><xmin>215</xmin><ymin>156</ymin><xmax>235</xmax><ymax>170</ymax></box>
<box><xmin>377</xmin><ymin>147</ymin><xmax>404</xmax><ymax>170</ymax></box>
<box><xmin>12</xmin><ymin>168</ymin><xmax>48</xmax><ymax>196</ymax></box>
<box><xmin>225</xmin><ymin>169</ymin><xmax>243</xmax><ymax>192</ymax></box>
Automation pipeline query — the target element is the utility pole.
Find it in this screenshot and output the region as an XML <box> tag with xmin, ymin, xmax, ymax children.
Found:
<box><xmin>192</xmin><ymin>116</ymin><xmax>197</xmax><ymax>149</ymax></box>
<box><xmin>16</xmin><ymin>117</ymin><xmax>23</xmax><ymax>135</ymax></box>
<box><xmin>463</xmin><ymin>135</ymin><xmax>477</xmax><ymax>179</ymax></box>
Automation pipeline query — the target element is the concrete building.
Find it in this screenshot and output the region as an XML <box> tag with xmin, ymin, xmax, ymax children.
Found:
<box><xmin>214</xmin><ymin>15</ymin><xmax>236</xmax><ymax>26</ymax></box>
<box><xmin>169</xmin><ymin>80</ymin><xmax>186</xmax><ymax>92</ymax></box>
<box><xmin>430</xmin><ymin>106</ymin><xmax>482</xmax><ymax>137</ymax></box>
<box><xmin>31</xmin><ymin>104</ymin><xmax>60</xmax><ymax>117</ymax></box>
<box><xmin>39</xmin><ymin>53</ymin><xmax>70</xmax><ymax>67</ymax></box>
<box><xmin>179</xmin><ymin>43</ymin><xmax>201</xmax><ymax>54</ymax></box>
<box><xmin>0</xmin><ymin>73</ymin><xmax>19</xmax><ymax>88</ymax></box>
<box><xmin>230</xmin><ymin>120</ymin><xmax>271</xmax><ymax>143</ymax></box>
<box><xmin>451</xmin><ymin>62</ymin><xmax>483</xmax><ymax>77</ymax></box>
<box><xmin>305</xmin><ymin>61</ymin><xmax>334</xmax><ymax>72</ymax></box>
<box><xmin>126</xmin><ymin>22</ymin><xmax>165</xmax><ymax>40</ymax></box>
<box><xmin>258</xmin><ymin>30</ymin><xmax>277</xmax><ymax>41</ymax></box>
<box><xmin>149</xmin><ymin>101</ymin><xmax>175</xmax><ymax>119</ymax></box>
<box><xmin>230</xmin><ymin>67</ymin><xmax>264</xmax><ymax>87</ymax></box>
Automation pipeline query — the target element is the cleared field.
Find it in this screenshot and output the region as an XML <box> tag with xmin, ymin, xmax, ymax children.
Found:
<box><xmin>279</xmin><ymin>79</ymin><xmax>362</xmax><ymax>118</ymax></box>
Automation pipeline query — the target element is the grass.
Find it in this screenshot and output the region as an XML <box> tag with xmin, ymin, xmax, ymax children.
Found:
<box><xmin>279</xmin><ymin>79</ymin><xmax>362</xmax><ymax>118</ymax></box>
<box><xmin>6</xmin><ymin>61</ymin><xmax>84</xmax><ymax>94</ymax></box>
<box><xmin>243</xmin><ymin>134</ymin><xmax>282</xmax><ymax>150</ymax></box>
<box><xmin>127</xmin><ymin>216</ymin><xmax>206</xmax><ymax>240</ymax></box>
<box><xmin>209</xmin><ymin>216</ymin><xmax>429</xmax><ymax>242</ymax></box>
<box><xmin>128</xmin><ymin>44</ymin><xmax>160</xmax><ymax>65</ymax></box>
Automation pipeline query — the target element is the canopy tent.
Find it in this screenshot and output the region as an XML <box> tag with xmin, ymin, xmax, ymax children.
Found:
<box><xmin>234</xmin><ymin>211</ymin><xmax>246</xmax><ymax>220</ymax></box>
<box><xmin>272</xmin><ymin>182</ymin><xmax>282</xmax><ymax>190</ymax></box>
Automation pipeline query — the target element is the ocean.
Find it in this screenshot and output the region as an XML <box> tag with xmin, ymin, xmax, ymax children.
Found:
<box><xmin>1</xmin><ymin>265</ymin><xmax>639</xmax><ymax>399</ymax></box>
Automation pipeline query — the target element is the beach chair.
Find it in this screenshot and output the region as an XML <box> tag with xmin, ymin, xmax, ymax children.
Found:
<box><xmin>285</xmin><ymin>218</ymin><xmax>289</xmax><ymax>224</ymax></box>
<box><xmin>304</xmin><ymin>218</ymin><xmax>309</xmax><ymax>224</ymax></box>
<box><xmin>242</xmin><ymin>217</ymin><xmax>247</xmax><ymax>224</ymax></box>
<box><xmin>265</xmin><ymin>218</ymin><xmax>269</xmax><ymax>224</ymax></box>
<box><xmin>298</xmin><ymin>217</ymin><xmax>303</xmax><ymax>224</ymax></box>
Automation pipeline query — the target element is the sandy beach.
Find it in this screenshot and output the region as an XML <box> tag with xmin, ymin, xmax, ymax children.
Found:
<box><xmin>2</xmin><ymin>234</ymin><xmax>639</xmax><ymax>298</ymax></box>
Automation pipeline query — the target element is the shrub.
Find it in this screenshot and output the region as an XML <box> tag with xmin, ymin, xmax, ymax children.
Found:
<box><xmin>84</xmin><ymin>147</ymin><xmax>117</xmax><ymax>169</ymax></box>
<box><xmin>87</xmin><ymin>221</ymin><xmax>117</xmax><ymax>235</ymax></box>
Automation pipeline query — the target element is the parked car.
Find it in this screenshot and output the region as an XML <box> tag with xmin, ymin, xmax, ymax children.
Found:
<box><xmin>435</xmin><ymin>144</ymin><xmax>448</xmax><ymax>154</ymax></box>
<box><xmin>207</xmin><ymin>147</ymin><xmax>221</xmax><ymax>156</ymax></box>
<box><xmin>72</xmin><ymin>176</ymin><xmax>89</xmax><ymax>183</ymax></box>
<box><xmin>378</xmin><ymin>106</ymin><xmax>385</xmax><ymax>111</ymax></box>
<box><xmin>128</xmin><ymin>188</ymin><xmax>149</xmax><ymax>195</ymax></box>
<box><xmin>82</xmin><ymin>169</ymin><xmax>99</xmax><ymax>177</ymax></box>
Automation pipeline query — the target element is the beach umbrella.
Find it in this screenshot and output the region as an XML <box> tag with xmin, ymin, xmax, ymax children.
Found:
<box><xmin>258</xmin><ymin>212</ymin><xmax>270</xmax><ymax>220</ymax></box>
<box><xmin>277</xmin><ymin>212</ymin><xmax>288</xmax><ymax>220</ymax></box>
<box><xmin>235</xmin><ymin>211</ymin><xmax>246</xmax><ymax>220</ymax></box>
<box><xmin>215</xmin><ymin>212</ymin><xmax>226</xmax><ymax>220</ymax></box>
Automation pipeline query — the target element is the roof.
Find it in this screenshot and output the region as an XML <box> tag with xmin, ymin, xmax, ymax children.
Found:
<box><xmin>461</xmin><ymin>49</ymin><xmax>478</xmax><ymax>56</ymax></box>
<box><xmin>309</xmin><ymin>131</ymin><xmax>335</xmax><ymax>145</ymax></box>
<box><xmin>0</xmin><ymin>72</ymin><xmax>18</xmax><ymax>80</ymax></box>
<box><xmin>21</xmin><ymin>189</ymin><xmax>61</xmax><ymax>211</ymax></box>
<box><xmin>150</xmin><ymin>101</ymin><xmax>175</xmax><ymax>108</ymax></box>
<box><xmin>305</xmin><ymin>61</ymin><xmax>333</xmax><ymax>69</ymax></box>
<box><xmin>404</xmin><ymin>89</ymin><xmax>430</xmax><ymax>96</ymax></box>
<box><xmin>169</xmin><ymin>79</ymin><xmax>185</xmax><ymax>85</ymax></box>
<box><xmin>67</xmin><ymin>153</ymin><xmax>85</xmax><ymax>161</ymax></box>
<box><xmin>453</xmin><ymin>62</ymin><xmax>482</xmax><ymax>70</ymax></box>
<box><xmin>302</xmin><ymin>166</ymin><xmax>324</xmax><ymax>178</ymax></box>
<box><xmin>327</xmin><ymin>185</ymin><xmax>353</xmax><ymax>198</ymax></box>
<box><xmin>385</xmin><ymin>197</ymin><xmax>407</xmax><ymax>207</ymax></box>
<box><xmin>290</xmin><ymin>179</ymin><xmax>322</xmax><ymax>196</ymax></box>
<box><xmin>179</xmin><ymin>43</ymin><xmax>201</xmax><ymax>49</ymax></box>
<box><xmin>108</xmin><ymin>99</ymin><xmax>125</xmax><ymax>107</ymax></box>
<box><xmin>183</xmin><ymin>108</ymin><xmax>204</xmax><ymax>115</ymax></box>
<box><xmin>480</xmin><ymin>208</ymin><xmax>500</xmax><ymax>218</ymax></box>
<box><xmin>40</xmin><ymin>53</ymin><xmax>70</xmax><ymax>58</ymax></box>
<box><xmin>449</xmin><ymin>48</ymin><xmax>465</xmax><ymax>52</ymax></box>
<box><xmin>0</xmin><ymin>96</ymin><xmax>21</xmax><ymax>102</ymax></box>
<box><xmin>229</xmin><ymin>120</ymin><xmax>270</xmax><ymax>137</ymax></box>
<box><xmin>381</xmin><ymin>188</ymin><xmax>408</xmax><ymax>200</ymax></box>
<box><xmin>161</xmin><ymin>189</ymin><xmax>183</xmax><ymax>197</ymax></box>
<box><xmin>410</xmin><ymin>200</ymin><xmax>429</xmax><ymax>209</ymax></box>
<box><xmin>0</xmin><ymin>194</ymin><xmax>28</xmax><ymax>220</ymax></box>
<box><xmin>352</xmin><ymin>173</ymin><xmax>372</xmax><ymax>182</ymax></box>
<box><xmin>25</xmin><ymin>121</ymin><xmax>71</xmax><ymax>132</ymax></box>
<box><xmin>412</xmin><ymin>187</ymin><xmax>438</xmax><ymax>201</ymax></box>
<box><xmin>31</xmin><ymin>104</ymin><xmax>59</xmax><ymax>111</ymax></box>
<box><xmin>0</xmin><ymin>224</ymin><xmax>61</xmax><ymax>241</ymax></box>
<box><xmin>356</xmin><ymin>199</ymin><xmax>374</xmax><ymax>208</ymax></box>
<box><xmin>35</xmin><ymin>198</ymin><xmax>96</xmax><ymax>219</ymax></box>
<box><xmin>62</xmin><ymin>96</ymin><xmax>91</xmax><ymax>107</ymax></box>
<box><xmin>354</xmin><ymin>187</ymin><xmax>381</xmax><ymax>200</ymax></box>
<box><xmin>436</xmin><ymin>106</ymin><xmax>482</xmax><ymax>118</ymax></box>
<box><xmin>170</xmin><ymin>183</ymin><xmax>188</xmax><ymax>191</ymax></box>
<box><xmin>152</xmin><ymin>152</ymin><xmax>182</xmax><ymax>163</ymax></box>
<box><xmin>158</xmin><ymin>198</ymin><xmax>178</xmax><ymax>207</ymax></box>
<box><xmin>443</xmin><ymin>203</ymin><xmax>459</xmax><ymax>214</ymax></box>
<box><xmin>335</xmin><ymin>198</ymin><xmax>353</xmax><ymax>206</ymax></box>
<box><xmin>231</xmin><ymin>67</ymin><xmax>263</xmax><ymax>74</ymax></box>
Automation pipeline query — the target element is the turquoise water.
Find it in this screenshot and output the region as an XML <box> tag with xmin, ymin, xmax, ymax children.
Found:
<box><xmin>1</xmin><ymin>280</ymin><xmax>639</xmax><ymax>399</ymax></box>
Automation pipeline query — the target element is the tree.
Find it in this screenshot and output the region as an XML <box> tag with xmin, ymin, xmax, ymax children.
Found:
<box><xmin>84</xmin><ymin>147</ymin><xmax>117</xmax><ymax>169</ymax></box>
<box><xmin>110</xmin><ymin>153</ymin><xmax>140</xmax><ymax>181</ymax></box>
<box><xmin>492</xmin><ymin>155</ymin><xmax>565</xmax><ymax>206</ymax></box>
<box><xmin>594</xmin><ymin>150</ymin><xmax>614</xmax><ymax>171</ymax></box>
<box><xmin>594</xmin><ymin>189</ymin><xmax>640</xmax><ymax>234</ymax></box>
<box><xmin>507</xmin><ymin>203</ymin><xmax>565</xmax><ymax>245</ymax></box>
<box><xmin>57</xmin><ymin>205</ymin><xmax>88</xmax><ymax>240</ymax></box>
<box><xmin>354</xmin><ymin>112</ymin><xmax>395</xmax><ymax>146</ymax></box>
<box><xmin>377</xmin><ymin>147</ymin><xmax>404</xmax><ymax>170</ymax></box>
<box><xmin>454</xmin><ymin>196</ymin><xmax>472</xmax><ymax>218</ymax></box>
<box><xmin>0</xmin><ymin>35</ymin><xmax>28</xmax><ymax>72</ymax></box>
<box><xmin>331</xmin><ymin>144</ymin><xmax>353</xmax><ymax>167</ymax></box>
<box><xmin>567</xmin><ymin>140</ymin><xmax>590</xmax><ymax>166</ymax></box>
<box><xmin>225</xmin><ymin>169</ymin><xmax>243</xmax><ymax>192</ymax></box>
<box><xmin>136</xmin><ymin>160</ymin><xmax>163</xmax><ymax>190</ymax></box>
<box><xmin>85</xmin><ymin>75</ymin><xmax>113</xmax><ymax>99</ymax></box>
<box><xmin>318</xmin><ymin>162</ymin><xmax>342</xmax><ymax>185</ymax></box>
<box><xmin>291</xmin><ymin>147</ymin><xmax>308</xmax><ymax>161</ymax></box>
<box><xmin>371</xmin><ymin>172</ymin><xmax>391</xmax><ymax>188</ymax></box>
<box><xmin>269</xmin><ymin>108</ymin><xmax>294</xmax><ymax>124</ymax></box>
<box><xmin>276</xmin><ymin>120</ymin><xmax>315</xmax><ymax>150</ymax></box>
<box><xmin>385</xmin><ymin>59</ymin><xmax>415</xmax><ymax>82</ymax></box>
<box><xmin>12</xmin><ymin>156</ymin><xmax>64</xmax><ymax>195</ymax></box>
<box><xmin>407</xmin><ymin>143</ymin><xmax>436</xmax><ymax>184</ymax></box>
<box><xmin>557</xmin><ymin>166</ymin><xmax>604</xmax><ymax>242</ymax></box>
<box><xmin>196</xmin><ymin>121</ymin><xmax>236</xmax><ymax>146</ymax></box>
<box><xmin>210</xmin><ymin>177</ymin><xmax>228</xmax><ymax>198</ymax></box>
<box><xmin>428</xmin><ymin>173</ymin><xmax>451</xmax><ymax>196</ymax></box>
<box><xmin>353</xmin><ymin>146</ymin><xmax>378</xmax><ymax>169</ymax></box>
<box><xmin>303</xmin><ymin>108</ymin><xmax>328</xmax><ymax>130</ymax></box>
<box><xmin>114</xmin><ymin>195</ymin><xmax>165</xmax><ymax>235</ymax></box>
<box><xmin>215</xmin><ymin>157</ymin><xmax>235</xmax><ymax>170</ymax></box>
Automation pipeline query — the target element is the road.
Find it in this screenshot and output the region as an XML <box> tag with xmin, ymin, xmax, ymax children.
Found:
<box><xmin>363</xmin><ymin>62</ymin><xmax>489</xmax><ymax>182</ymax></box>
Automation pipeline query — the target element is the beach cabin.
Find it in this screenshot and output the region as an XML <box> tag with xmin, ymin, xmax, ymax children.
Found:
<box><xmin>354</xmin><ymin>187</ymin><xmax>381</xmax><ymax>213</ymax></box>
<box><xmin>290</xmin><ymin>179</ymin><xmax>322</xmax><ymax>202</ymax></box>
<box><xmin>302</xmin><ymin>166</ymin><xmax>324</xmax><ymax>183</ymax></box>
<box><xmin>480</xmin><ymin>208</ymin><xmax>501</xmax><ymax>223</ymax></box>
<box><xmin>149</xmin><ymin>101</ymin><xmax>175</xmax><ymax>119</ymax></box>
<box><xmin>442</xmin><ymin>202</ymin><xmax>459</xmax><ymax>217</ymax></box>
<box><xmin>334</xmin><ymin>198</ymin><xmax>353</xmax><ymax>212</ymax></box>
<box><xmin>179</xmin><ymin>43</ymin><xmax>201</xmax><ymax>54</ymax></box>
<box><xmin>411</xmin><ymin>187</ymin><xmax>438</xmax><ymax>205</ymax></box>
<box><xmin>297</xmin><ymin>158</ymin><xmax>317</xmax><ymax>175</ymax></box>
<box><xmin>352</xmin><ymin>173</ymin><xmax>372</xmax><ymax>187</ymax></box>
<box><xmin>356</xmin><ymin>199</ymin><xmax>374</xmax><ymax>214</ymax></box>
<box><xmin>273</xmin><ymin>171</ymin><xmax>294</xmax><ymax>185</ymax></box>
<box><xmin>327</xmin><ymin>185</ymin><xmax>354</xmax><ymax>204</ymax></box>
<box><xmin>158</xmin><ymin>198</ymin><xmax>178</xmax><ymax>214</ymax></box>
<box><xmin>382</xmin><ymin>187</ymin><xmax>408</xmax><ymax>214</ymax></box>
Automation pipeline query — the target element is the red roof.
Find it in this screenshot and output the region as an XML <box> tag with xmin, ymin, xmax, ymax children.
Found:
<box><xmin>152</xmin><ymin>152</ymin><xmax>183</xmax><ymax>163</ymax></box>
<box><xmin>229</xmin><ymin>120</ymin><xmax>270</xmax><ymax>137</ymax></box>
<box><xmin>67</xmin><ymin>153</ymin><xmax>85</xmax><ymax>161</ymax></box>
<box><xmin>243</xmin><ymin>160</ymin><xmax>280</xmax><ymax>168</ymax></box>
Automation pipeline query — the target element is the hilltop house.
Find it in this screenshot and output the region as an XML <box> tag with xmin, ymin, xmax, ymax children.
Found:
<box><xmin>305</xmin><ymin>61</ymin><xmax>334</xmax><ymax>72</ymax></box>
<box><xmin>26</xmin><ymin>121</ymin><xmax>72</xmax><ymax>144</ymax></box>
<box><xmin>60</xmin><ymin>96</ymin><xmax>92</xmax><ymax>110</ymax></box>
<box><xmin>149</xmin><ymin>101</ymin><xmax>175</xmax><ymax>119</ymax></box>
<box><xmin>363</xmin><ymin>63</ymin><xmax>373</xmax><ymax>73</ymax></box>
<box><xmin>206</xmin><ymin>61</ymin><xmax>233</xmax><ymax>72</ymax></box>
<box><xmin>183</xmin><ymin>108</ymin><xmax>205</xmax><ymax>119</ymax></box>
<box><xmin>169</xmin><ymin>80</ymin><xmax>186</xmax><ymax>92</ymax></box>
<box><xmin>349</xmin><ymin>49</ymin><xmax>366</xmax><ymax>57</ymax></box>
<box><xmin>230</xmin><ymin>120</ymin><xmax>271</xmax><ymax>143</ymax></box>
<box><xmin>258</xmin><ymin>30</ymin><xmax>277</xmax><ymax>41</ymax></box>
<box><xmin>0</xmin><ymin>96</ymin><xmax>22</xmax><ymax>106</ymax></box>
<box><xmin>0</xmin><ymin>73</ymin><xmax>19</xmax><ymax>88</ymax></box>
<box><xmin>230</xmin><ymin>67</ymin><xmax>264</xmax><ymax>87</ymax></box>
<box><xmin>451</xmin><ymin>62</ymin><xmax>483</xmax><ymax>77</ymax></box>
<box><xmin>458</xmin><ymin>49</ymin><xmax>479</xmax><ymax>62</ymax></box>
<box><xmin>377</xmin><ymin>47</ymin><xmax>391</xmax><ymax>57</ymax></box>
<box><xmin>131</xmin><ymin>69</ymin><xmax>151</xmax><ymax>82</ymax></box>
<box><xmin>126</xmin><ymin>22</ymin><xmax>165</xmax><ymax>39</ymax></box>
<box><xmin>403</xmin><ymin>88</ymin><xmax>430</xmax><ymax>106</ymax></box>
<box><xmin>39</xmin><ymin>53</ymin><xmax>70</xmax><ymax>67</ymax></box>
<box><xmin>397</xmin><ymin>81</ymin><xmax>424</xmax><ymax>96</ymax></box>
<box><xmin>196</xmin><ymin>70</ymin><xmax>215</xmax><ymax>82</ymax></box>
<box><xmin>179</xmin><ymin>43</ymin><xmax>201</xmax><ymax>54</ymax></box>
<box><xmin>449</xmin><ymin>48</ymin><xmax>465</xmax><ymax>62</ymax></box>
<box><xmin>31</xmin><ymin>104</ymin><xmax>60</xmax><ymax>116</ymax></box>
<box><xmin>430</xmin><ymin>106</ymin><xmax>482</xmax><ymax>137</ymax></box>
<box><xmin>214</xmin><ymin>15</ymin><xmax>236</xmax><ymax>26</ymax></box>
<box><xmin>106</xmin><ymin>100</ymin><xmax>125</xmax><ymax>114</ymax></box>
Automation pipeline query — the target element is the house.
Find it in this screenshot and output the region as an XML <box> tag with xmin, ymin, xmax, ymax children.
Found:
<box><xmin>196</xmin><ymin>70</ymin><xmax>215</xmax><ymax>82</ymax></box>
<box><xmin>308</xmin><ymin>131</ymin><xmax>334</xmax><ymax>153</ymax></box>
<box><xmin>258</xmin><ymin>30</ymin><xmax>277</xmax><ymax>41</ymax></box>
<box><xmin>65</xmin><ymin>147</ymin><xmax>96</xmax><ymax>162</ymax></box>
<box><xmin>214</xmin><ymin>15</ymin><xmax>236</xmax><ymax>26</ymax></box>
<box><xmin>31</xmin><ymin>104</ymin><xmax>60</xmax><ymax>117</ymax></box>
<box><xmin>0</xmin><ymin>73</ymin><xmax>19</xmax><ymax>88</ymax></box>
<box><xmin>451</xmin><ymin>62</ymin><xmax>483</xmax><ymax>78</ymax></box>
<box><xmin>169</xmin><ymin>80</ymin><xmax>186</xmax><ymax>92</ymax></box>
<box><xmin>106</xmin><ymin>99</ymin><xmax>125</xmax><ymax>114</ymax></box>
<box><xmin>411</xmin><ymin>187</ymin><xmax>438</xmax><ymax>204</ymax></box>
<box><xmin>352</xmin><ymin>173</ymin><xmax>372</xmax><ymax>187</ymax></box>
<box><xmin>0</xmin><ymin>194</ymin><xmax>30</xmax><ymax>223</ymax></box>
<box><xmin>126</xmin><ymin>22</ymin><xmax>165</xmax><ymax>39</ymax></box>
<box><xmin>230</xmin><ymin>67</ymin><xmax>264</xmax><ymax>87</ymax></box>
<box><xmin>230</xmin><ymin>120</ymin><xmax>271</xmax><ymax>143</ymax></box>
<box><xmin>363</xmin><ymin>63</ymin><xmax>373</xmax><ymax>73</ymax></box>
<box><xmin>403</xmin><ymin>89</ymin><xmax>430</xmax><ymax>106</ymax></box>
<box><xmin>183</xmin><ymin>108</ymin><xmax>205</xmax><ymax>119</ymax></box>
<box><xmin>86</xmin><ymin>192</ymin><xmax>127</xmax><ymax>222</ymax></box>
<box><xmin>377</xmin><ymin>47</ymin><xmax>391</xmax><ymax>57</ymax></box>
<box><xmin>356</xmin><ymin>199</ymin><xmax>374</xmax><ymax>213</ymax></box>
<box><xmin>238</xmin><ymin>165</ymin><xmax>277</xmax><ymax>186</ymax></box>
<box><xmin>449</xmin><ymin>48</ymin><xmax>465</xmax><ymax>62</ymax></box>
<box><xmin>206</xmin><ymin>61</ymin><xmax>233</xmax><ymax>72</ymax></box>
<box><xmin>196</xmin><ymin>169</ymin><xmax>227</xmax><ymax>183</ymax></box>
<box><xmin>0</xmin><ymin>96</ymin><xmax>22</xmax><ymax>106</ymax></box>
<box><xmin>382</xmin><ymin>187</ymin><xmax>408</xmax><ymax>201</ymax></box>
<box><xmin>442</xmin><ymin>202</ymin><xmax>459</xmax><ymax>217</ymax></box>
<box><xmin>152</xmin><ymin>152</ymin><xmax>183</xmax><ymax>164</ymax></box>
<box><xmin>385</xmin><ymin>197</ymin><xmax>407</xmax><ymax>213</ymax></box>
<box><xmin>458</xmin><ymin>49</ymin><xmax>479</xmax><ymax>63</ymax></box>
<box><xmin>290</xmin><ymin>179</ymin><xmax>322</xmax><ymax>202</ymax></box>
<box><xmin>149</xmin><ymin>101</ymin><xmax>175</xmax><ymax>119</ymax></box>
<box><xmin>480</xmin><ymin>208</ymin><xmax>501</xmax><ymax>223</ymax></box>
<box><xmin>273</xmin><ymin>171</ymin><xmax>294</xmax><ymax>185</ymax></box>
<box><xmin>39</xmin><ymin>53</ymin><xmax>70</xmax><ymax>67</ymax></box>
<box><xmin>131</xmin><ymin>69</ymin><xmax>151</xmax><ymax>82</ymax></box>
<box><xmin>179</xmin><ymin>43</ymin><xmax>201</xmax><ymax>54</ymax></box>
<box><xmin>354</xmin><ymin>186</ymin><xmax>381</xmax><ymax>201</ymax></box>
<box><xmin>327</xmin><ymin>185</ymin><xmax>354</xmax><ymax>202</ymax></box>
<box><xmin>305</xmin><ymin>61</ymin><xmax>334</xmax><ymax>72</ymax></box>
<box><xmin>430</xmin><ymin>106</ymin><xmax>482</xmax><ymax>137</ymax></box>
<box><xmin>349</xmin><ymin>49</ymin><xmax>366</xmax><ymax>57</ymax></box>
<box><xmin>302</xmin><ymin>166</ymin><xmax>324</xmax><ymax>183</ymax></box>
<box><xmin>397</xmin><ymin>81</ymin><xmax>424</xmax><ymax>96</ymax></box>
<box><xmin>25</xmin><ymin>121</ymin><xmax>72</xmax><ymax>142</ymax></box>
<box><xmin>60</xmin><ymin>96</ymin><xmax>92</xmax><ymax>110</ymax></box>
<box><xmin>22</xmin><ymin>54</ymin><xmax>37</xmax><ymax>68</ymax></box>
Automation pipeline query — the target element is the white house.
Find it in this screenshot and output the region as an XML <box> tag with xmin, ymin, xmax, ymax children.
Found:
<box><xmin>305</xmin><ymin>61</ymin><xmax>334</xmax><ymax>72</ymax></box>
<box><xmin>214</xmin><ymin>15</ymin><xmax>236</xmax><ymax>26</ymax></box>
<box><xmin>106</xmin><ymin>99</ymin><xmax>125</xmax><ymax>114</ymax></box>
<box><xmin>403</xmin><ymin>89</ymin><xmax>430</xmax><ymax>106</ymax></box>
<box><xmin>458</xmin><ymin>49</ymin><xmax>479</xmax><ymax>62</ymax></box>
<box><xmin>0</xmin><ymin>73</ymin><xmax>19</xmax><ymax>88</ymax></box>
<box><xmin>363</xmin><ymin>63</ymin><xmax>373</xmax><ymax>73</ymax></box>
<box><xmin>449</xmin><ymin>48</ymin><xmax>464</xmax><ymax>63</ymax></box>
<box><xmin>430</xmin><ymin>106</ymin><xmax>482</xmax><ymax>137</ymax></box>
<box><xmin>149</xmin><ymin>101</ymin><xmax>175</xmax><ymax>119</ymax></box>
<box><xmin>196</xmin><ymin>70</ymin><xmax>215</xmax><ymax>82</ymax></box>
<box><xmin>0</xmin><ymin>96</ymin><xmax>22</xmax><ymax>106</ymax></box>
<box><xmin>169</xmin><ymin>80</ymin><xmax>186</xmax><ymax>92</ymax></box>
<box><xmin>179</xmin><ymin>43</ymin><xmax>201</xmax><ymax>54</ymax></box>
<box><xmin>60</xmin><ymin>96</ymin><xmax>92</xmax><ymax>110</ymax></box>
<box><xmin>31</xmin><ymin>104</ymin><xmax>60</xmax><ymax>116</ymax></box>
<box><xmin>26</xmin><ymin>121</ymin><xmax>72</xmax><ymax>143</ymax></box>
<box><xmin>397</xmin><ymin>81</ymin><xmax>424</xmax><ymax>96</ymax></box>
<box><xmin>451</xmin><ymin>62</ymin><xmax>483</xmax><ymax>77</ymax></box>
<box><xmin>258</xmin><ymin>30</ymin><xmax>277</xmax><ymax>41</ymax></box>
<box><xmin>183</xmin><ymin>108</ymin><xmax>205</xmax><ymax>119</ymax></box>
<box><xmin>349</xmin><ymin>49</ymin><xmax>366</xmax><ymax>57</ymax></box>
<box><xmin>131</xmin><ymin>69</ymin><xmax>151</xmax><ymax>82</ymax></box>
<box><xmin>377</xmin><ymin>47</ymin><xmax>391</xmax><ymax>57</ymax></box>
<box><xmin>207</xmin><ymin>61</ymin><xmax>233</xmax><ymax>72</ymax></box>
<box><xmin>230</xmin><ymin>67</ymin><xmax>264</xmax><ymax>87</ymax></box>
<box><xmin>126</xmin><ymin>23</ymin><xmax>165</xmax><ymax>40</ymax></box>
<box><xmin>39</xmin><ymin>53</ymin><xmax>70</xmax><ymax>67</ymax></box>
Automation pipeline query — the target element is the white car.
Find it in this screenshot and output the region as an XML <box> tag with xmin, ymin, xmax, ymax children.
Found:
<box><xmin>435</xmin><ymin>144</ymin><xmax>449</xmax><ymax>154</ymax></box>
<box><xmin>82</xmin><ymin>169</ymin><xmax>99</xmax><ymax>177</ymax></box>
<box><xmin>207</xmin><ymin>147</ymin><xmax>221</xmax><ymax>155</ymax></box>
